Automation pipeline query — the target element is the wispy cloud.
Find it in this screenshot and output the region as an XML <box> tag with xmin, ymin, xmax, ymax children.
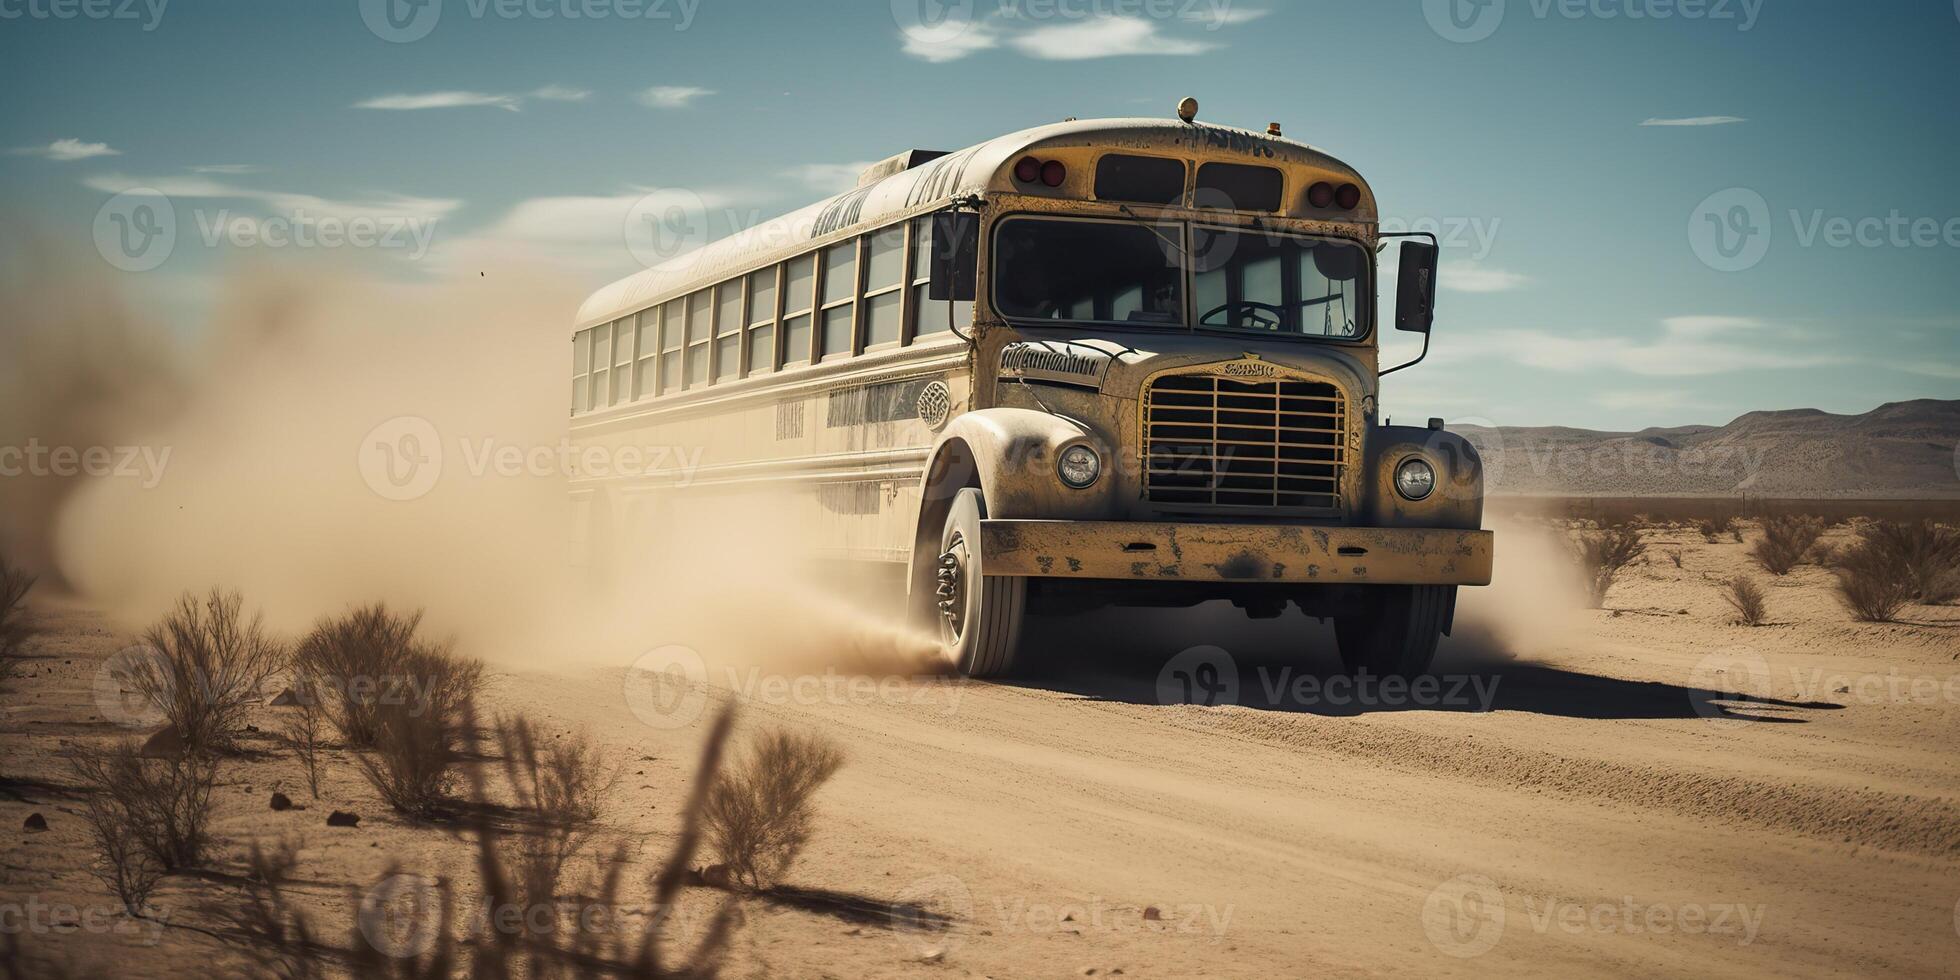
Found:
<box><xmin>637</xmin><ymin>85</ymin><xmax>713</xmax><ymax>109</ymax></box>
<box><xmin>782</xmin><ymin>161</ymin><xmax>876</xmax><ymax>194</ymax></box>
<box><xmin>1183</xmin><ymin>7</ymin><xmax>1269</xmax><ymax>28</ymax></box>
<box><xmin>191</xmin><ymin>163</ymin><xmax>262</xmax><ymax>175</ymax></box>
<box><xmin>81</xmin><ymin>172</ymin><xmax>460</xmax><ymax>224</ymax></box>
<box><xmin>1640</xmin><ymin>116</ymin><xmax>1746</xmax><ymax>127</ymax></box>
<box><xmin>13</xmin><ymin>138</ymin><xmax>121</xmax><ymax>161</ymax></box>
<box><xmin>530</xmin><ymin>84</ymin><xmax>591</xmax><ymax>102</ymax></box>
<box><xmin>1440</xmin><ymin>265</ymin><xmax>1527</xmax><ymax>293</ymax></box>
<box><xmin>901</xmin><ymin>23</ymin><xmax>1001</xmax><ymax>62</ymax></box>
<box><xmin>1009</xmin><ymin>16</ymin><xmax>1219</xmax><ymax>59</ymax></box>
<box><xmin>355</xmin><ymin>91</ymin><xmax>522</xmax><ymax>112</ymax></box>
<box><xmin>1487</xmin><ymin>316</ymin><xmax>1845</xmax><ymax>377</ymax></box>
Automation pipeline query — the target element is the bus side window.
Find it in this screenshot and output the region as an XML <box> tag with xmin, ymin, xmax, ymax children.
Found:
<box><xmin>746</xmin><ymin>267</ymin><xmax>778</xmax><ymax>375</ymax></box>
<box><xmin>714</xmin><ymin>281</ymin><xmax>742</xmax><ymax>382</ymax></box>
<box><xmin>783</xmin><ymin>254</ymin><xmax>815</xmax><ymax>366</ymax></box>
<box><xmin>589</xmin><ymin>321</ymin><xmax>611</xmax><ymax>411</ymax></box>
<box><xmin>634</xmin><ymin>310</ymin><xmax>657</xmax><ymax>399</ymax></box>
<box><xmin>571</xmin><ymin>328</ymin><xmax>591</xmax><ymax>413</ymax></box>
<box><xmin>611</xmin><ymin>317</ymin><xmax>634</xmax><ymax>406</ymax></box>
<box><xmin>818</xmin><ymin>240</ymin><xmax>857</xmax><ymax>361</ymax></box>
<box><xmin>659</xmin><ymin>299</ymin><xmax>683</xmax><ymax>394</ymax></box>
<box><xmin>863</xmin><ymin>225</ymin><xmax>905</xmax><ymax>349</ymax></box>
<box><xmin>685</xmin><ymin>289</ymin><xmax>711</xmax><ymax>388</ymax></box>
<box><xmin>911</xmin><ymin>216</ymin><xmax>971</xmax><ymax>336</ymax></box>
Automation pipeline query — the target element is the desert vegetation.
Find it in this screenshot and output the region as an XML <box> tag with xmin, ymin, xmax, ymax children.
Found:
<box><xmin>1751</xmin><ymin>515</ymin><xmax>1827</xmax><ymax>576</ymax></box>
<box><xmin>1570</xmin><ymin>524</ymin><xmax>1647</xmax><ymax>608</ymax></box>
<box><xmin>1</xmin><ymin>551</ymin><xmax>40</xmax><ymax>690</ymax></box>
<box><xmin>125</xmin><ymin>589</ymin><xmax>286</xmax><ymax>754</ymax></box>
<box><xmin>1723</xmin><ymin>575</ymin><xmax>1770</xmax><ymax>626</ymax></box>
<box><xmin>1832</xmin><ymin>519</ymin><xmax>1960</xmax><ymax>622</ymax></box>
<box><xmin>703</xmin><ymin>727</ymin><xmax>846</xmax><ymax>892</ymax></box>
<box><xmin>68</xmin><ymin>739</ymin><xmax>219</xmax><ymax>913</ymax></box>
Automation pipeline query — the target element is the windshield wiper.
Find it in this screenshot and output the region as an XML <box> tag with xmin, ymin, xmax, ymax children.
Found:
<box><xmin>1116</xmin><ymin>204</ymin><xmax>1187</xmax><ymax>260</ymax></box>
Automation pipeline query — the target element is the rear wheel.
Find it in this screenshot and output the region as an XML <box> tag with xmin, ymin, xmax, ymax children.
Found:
<box><xmin>934</xmin><ymin>488</ymin><xmax>1026</xmax><ymax>678</ymax></box>
<box><xmin>1334</xmin><ymin>585</ymin><xmax>1454</xmax><ymax>677</ymax></box>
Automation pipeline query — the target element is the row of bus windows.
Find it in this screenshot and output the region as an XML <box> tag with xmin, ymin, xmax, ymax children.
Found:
<box><xmin>571</xmin><ymin>214</ymin><xmax>974</xmax><ymax>413</ymax></box>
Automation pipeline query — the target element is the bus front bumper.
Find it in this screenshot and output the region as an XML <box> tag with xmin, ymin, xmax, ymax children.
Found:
<box><xmin>978</xmin><ymin>521</ymin><xmax>1493</xmax><ymax>586</ymax></box>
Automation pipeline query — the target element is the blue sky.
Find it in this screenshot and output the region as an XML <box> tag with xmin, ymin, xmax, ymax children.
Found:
<box><xmin>2</xmin><ymin>0</ymin><xmax>1956</xmax><ymax>429</ymax></box>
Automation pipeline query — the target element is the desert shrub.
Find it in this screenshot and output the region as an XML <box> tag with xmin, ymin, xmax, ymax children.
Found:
<box><xmin>1696</xmin><ymin>512</ymin><xmax>1738</xmax><ymax>543</ymax></box>
<box><xmin>355</xmin><ymin>694</ymin><xmax>465</xmax><ymax>819</ymax></box>
<box><xmin>292</xmin><ymin>604</ymin><xmax>481</xmax><ymax>749</ymax></box>
<box><xmin>0</xmin><ymin>552</ymin><xmax>37</xmax><ymax>688</ymax></box>
<box><xmin>703</xmin><ymin>728</ymin><xmax>845</xmax><ymax>892</ymax></box>
<box><xmin>1723</xmin><ymin>576</ymin><xmax>1769</xmax><ymax>626</ymax></box>
<box><xmin>1751</xmin><ymin>515</ymin><xmax>1825</xmax><ymax>576</ymax></box>
<box><xmin>1833</xmin><ymin>539</ymin><xmax>1914</xmax><ymax>623</ymax></box>
<box><xmin>70</xmin><ymin>738</ymin><xmax>217</xmax><ymax>897</ymax></box>
<box><xmin>347</xmin><ymin>705</ymin><xmax>740</xmax><ymax>978</ymax></box>
<box><xmin>1853</xmin><ymin>520</ymin><xmax>1960</xmax><ymax>602</ymax></box>
<box><xmin>125</xmin><ymin>589</ymin><xmax>285</xmax><ymax>754</ymax></box>
<box><xmin>281</xmin><ymin>678</ymin><xmax>326</xmax><ymax>800</ymax></box>
<box><xmin>1570</xmin><ymin>525</ymin><xmax>1646</xmax><ymax>608</ymax></box>
<box><xmin>497</xmin><ymin>715</ymin><xmax>618</xmax><ymax>828</ymax></box>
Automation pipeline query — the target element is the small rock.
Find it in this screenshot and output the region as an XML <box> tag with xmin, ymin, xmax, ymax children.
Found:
<box><xmin>270</xmin><ymin>792</ymin><xmax>293</xmax><ymax>811</ymax></box>
<box><xmin>1080</xmin><ymin>969</ymin><xmax>1097</xmax><ymax>976</ymax></box>
<box><xmin>23</xmin><ymin>813</ymin><xmax>48</xmax><ymax>833</ymax></box>
<box><xmin>1835</xmin><ymin>685</ymin><xmax>1849</xmax><ymax>694</ymax></box>
<box><xmin>326</xmin><ymin>810</ymin><xmax>360</xmax><ymax>827</ymax></box>
<box><xmin>139</xmin><ymin>726</ymin><xmax>184</xmax><ymax>759</ymax></box>
<box><xmin>269</xmin><ymin>688</ymin><xmax>300</xmax><ymax>707</ymax></box>
<box><xmin>702</xmin><ymin>863</ymin><xmax>731</xmax><ymax>889</ymax></box>
<box><xmin>1062</xmin><ymin>912</ymin><xmax>1075</xmax><ymax>922</ymax></box>
<box><xmin>1141</xmin><ymin>906</ymin><xmax>1161</xmax><ymax>921</ymax></box>
<box><xmin>918</xmin><ymin>949</ymin><xmax>945</xmax><ymax>964</ymax></box>
<box><xmin>245</xmin><ymin>724</ymin><xmax>260</xmax><ymax>733</ymax></box>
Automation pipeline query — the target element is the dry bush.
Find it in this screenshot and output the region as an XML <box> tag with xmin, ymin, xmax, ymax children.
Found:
<box><xmin>497</xmin><ymin>715</ymin><xmax>620</xmax><ymax>829</ymax></box>
<box><xmin>1723</xmin><ymin>576</ymin><xmax>1769</xmax><ymax>626</ymax></box>
<box><xmin>1697</xmin><ymin>513</ymin><xmax>1738</xmax><ymax>543</ymax></box>
<box><xmin>355</xmin><ymin>688</ymin><xmax>468</xmax><ymax>819</ymax></box>
<box><xmin>347</xmin><ymin>705</ymin><xmax>741</xmax><ymax>978</ymax></box>
<box><xmin>0</xmin><ymin>552</ymin><xmax>37</xmax><ymax>689</ymax></box>
<box><xmin>1834</xmin><ymin>541</ymin><xmax>1914</xmax><ymax>623</ymax></box>
<box><xmin>281</xmin><ymin>679</ymin><xmax>326</xmax><ymax>800</ymax></box>
<box><xmin>703</xmin><ymin>728</ymin><xmax>845</xmax><ymax>892</ymax></box>
<box><xmin>1751</xmin><ymin>515</ymin><xmax>1826</xmax><ymax>576</ymax></box>
<box><xmin>125</xmin><ymin>589</ymin><xmax>285</xmax><ymax>754</ymax></box>
<box><xmin>69</xmin><ymin>738</ymin><xmax>218</xmax><ymax>909</ymax></box>
<box><xmin>292</xmin><ymin>604</ymin><xmax>481</xmax><ymax>749</ymax></box>
<box><xmin>1853</xmin><ymin>519</ymin><xmax>1960</xmax><ymax>602</ymax></box>
<box><xmin>1570</xmin><ymin>525</ymin><xmax>1647</xmax><ymax>608</ymax></box>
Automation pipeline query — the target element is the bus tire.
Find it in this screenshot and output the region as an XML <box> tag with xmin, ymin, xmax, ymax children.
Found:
<box><xmin>935</xmin><ymin>488</ymin><xmax>1026</xmax><ymax>678</ymax></box>
<box><xmin>1333</xmin><ymin>585</ymin><xmax>1453</xmax><ymax>678</ymax></box>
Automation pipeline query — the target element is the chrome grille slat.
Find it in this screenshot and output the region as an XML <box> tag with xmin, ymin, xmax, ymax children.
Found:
<box><xmin>1143</xmin><ymin>373</ymin><xmax>1346</xmax><ymax>511</ymax></box>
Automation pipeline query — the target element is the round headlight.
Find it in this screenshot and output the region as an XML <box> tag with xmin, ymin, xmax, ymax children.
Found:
<box><xmin>1395</xmin><ymin>457</ymin><xmax>1436</xmax><ymax>501</ymax></box>
<box><xmin>1057</xmin><ymin>445</ymin><xmax>1101</xmax><ymax>489</ymax></box>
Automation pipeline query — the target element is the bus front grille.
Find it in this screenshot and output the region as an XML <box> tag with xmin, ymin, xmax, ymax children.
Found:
<box><xmin>1143</xmin><ymin>374</ymin><xmax>1347</xmax><ymax>511</ymax></box>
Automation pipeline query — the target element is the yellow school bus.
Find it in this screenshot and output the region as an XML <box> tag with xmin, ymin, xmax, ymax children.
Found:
<box><xmin>568</xmin><ymin>104</ymin><xmax>1492</xmax><ymax>678</ymax></box>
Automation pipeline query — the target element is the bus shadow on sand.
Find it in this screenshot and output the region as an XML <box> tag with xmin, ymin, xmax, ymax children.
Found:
<box><xmin>1010</xmin><ymin>611</ymin><xmax>1843</xmax><ymax>723</ymax></box>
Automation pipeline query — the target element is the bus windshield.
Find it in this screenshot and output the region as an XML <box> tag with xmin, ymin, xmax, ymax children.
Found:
<box><xmin>992</xmin><ymin>216</ymin><xmax>1368</xmax><ymax>340</ymax></box>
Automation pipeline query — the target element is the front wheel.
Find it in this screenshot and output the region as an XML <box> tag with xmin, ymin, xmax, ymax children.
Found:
<box><xmin>933</xmin><ymin>488</ymin><xmax>1027</xmax><ymax>678</ymax></box>
<box><xmin>1333</xmin><ymin>585</ymin><xmax>1454</xmax><ymax>678</ymax></box>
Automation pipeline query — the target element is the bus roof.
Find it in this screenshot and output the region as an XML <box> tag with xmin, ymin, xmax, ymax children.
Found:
<box><xmin>573</xmin><ymin>117</ymin><xmax>1373</xmax><ymax>331</ymax></box>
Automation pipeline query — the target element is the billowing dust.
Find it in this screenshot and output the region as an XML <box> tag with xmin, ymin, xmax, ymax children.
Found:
<box><xmin>2</xmin><ymin>226</ymin><xmax>1570</xmax><ymax>683</ymax></box>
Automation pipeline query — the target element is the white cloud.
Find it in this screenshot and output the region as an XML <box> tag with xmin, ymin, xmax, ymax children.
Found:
<box><xmin>783</xmin><ymin>161</ymin><xmax>877</xmax><ymax>193</ymax></box>
<box><xmin>900</xmin><ymin>22</ymin><xmax>1002</xmax><ymax>62</ymax></box>
<box><xmin>1640</xmin><ymin>116</ymin><xmax>1746</xmax><ymax>127</ymax></box>
<box><xmin>435</xmin><ymin>187</ymin><xmax>739</xmax><ymax>274</ymax></box>
<box><xmin>530</xmin><ymin>85</ymin><xmax>591</xmax><ymax>102</ymax></box>
<box><xmin>355</xmin><ymin>91</ymin><xmax>522</xmax><ymax>112</ymax></box>
<box><xmin>1183</xmin><ymin>7</ymin><xmax>1269</xmax><ymax>28</ymax></box>
<box><xmin>637</xmin><ymin>86</ymin><xmax>713</xmax><ymax>109</ymax></box>
<box><xmin>14</xmin><ymin>138</ymin><xmax>121</xmax><ymax>161</ymax></box>
<box><xmin>1440</xmin><ymin>265</ymin><xmax>1527</xmax><ymax>293</ymax></box>
<box><xmin>191</xmin><ymin>163</ymin><xmax>262</xmax><ymax>175</ymax></box>
<box><xmin>1009</xmin><ymin>16</ymin><xmax>1219</xmax><ymax>59</ymax></box>
<box><xmin>1487</xmin><ymin>316</ymin><xmax>1845</xmax><ymax>377</ymax></box>
<box><xmin>81</xmin><ymin>172</ymin><xmax>460</xmax><ymax>225</ymax></box>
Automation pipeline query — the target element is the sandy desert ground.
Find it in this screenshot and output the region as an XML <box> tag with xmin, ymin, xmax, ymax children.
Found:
<box><xmin>3</xmin><ymin>520</ymin><xmax>1959</xmax><ymax>979</ymax></box>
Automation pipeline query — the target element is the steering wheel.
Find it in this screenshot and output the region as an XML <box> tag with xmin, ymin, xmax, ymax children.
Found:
<box><xmin>1199</xmin><ymin>301</ymin><xmax>1287</xmax><ymax>331</ymax></box>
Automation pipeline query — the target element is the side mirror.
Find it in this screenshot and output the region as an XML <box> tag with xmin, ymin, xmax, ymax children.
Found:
<box><xmin>1394</xmin><ymin>240</ymin><xmax>1438</xmax><ymax>334</ymax></box>
<box><xmin>929</xmin><ymin>211</ymin><xmax>978</xmax><ymax>302</ymax></box>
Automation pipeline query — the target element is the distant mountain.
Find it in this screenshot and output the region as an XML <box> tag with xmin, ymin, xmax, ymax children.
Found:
<box><xmin>1453</xmin><ymin>400</ymin><xmax>1960</xmax><ymax>498</ymax></box>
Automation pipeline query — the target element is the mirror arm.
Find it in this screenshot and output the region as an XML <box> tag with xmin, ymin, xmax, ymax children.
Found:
<box><xmin>1378</xmin><ymin>230</ymin><xmax>1439</xmax><ymax>377</ymax></box>
<box><xmin>1379</xmin><ymin>330</ymin><xmax>1430</xmax><ymax>377</ymax></box>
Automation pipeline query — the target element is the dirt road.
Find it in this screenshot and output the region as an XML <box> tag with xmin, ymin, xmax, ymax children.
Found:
<box><xmin>5</xmin><ymin>525</ymin><xmax>1958</xmax><ymax>978</ymax></box>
